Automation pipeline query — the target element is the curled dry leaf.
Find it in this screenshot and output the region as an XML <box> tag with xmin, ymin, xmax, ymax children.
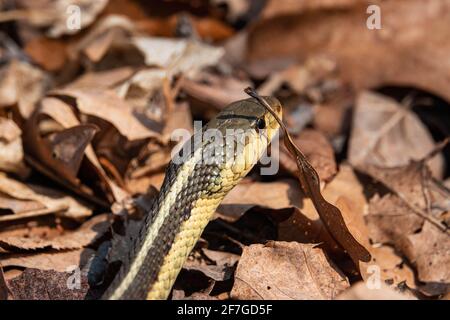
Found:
<box><xmin>0</xmin><ymin>60</ymin><xmax>49</xmax><ymax>118</ymax></box>
<box><xmin>71</xmin><ymin>14</ymin><xmax>135</xmax><ymax>63</ymax></box>
<box><xmin>25</xmin><ymin>120</ymin><xmax>98</xmax><ymax>186</ymax></box>
<box><xmin>278</xmin><ymin>129</ymin><xmax>337</xmax><ymax>182</ymax></box>
<box><xmin>0</xmin><ymin>214</ymin><xmax>109</xmax><ymax>251</ymax></box>
<box><xmin>349</xmin><ymin>91</ymin><xmax>444</xmax><ymax>178</ymax></box>
<box><xmin>51</xmin><ymin>88</ymin><xmax>159</xmax><ymax>141</ymax></box>
<box><xmin>0</xmin><ymin>118</ymin><xmax>29</xmax><ymax>177</ymax></box>
<box><xmin>0</xmin><ymin>248</ymin><xmax>95</xmax><ymax>272</ymax></box>
<box><xmin>0</xmin><ymin>173</ymin><xmax>92</xmax><ymax>220</ymax></box>
<box><xmin>25</xmin><ymin>97</ymin><xmax>128</xmax><ymax>204</ymax></box>
<box><xmin>231</xmin><ymin>242</ymin><xmax>349</xmax><ymax>300</ymax></box>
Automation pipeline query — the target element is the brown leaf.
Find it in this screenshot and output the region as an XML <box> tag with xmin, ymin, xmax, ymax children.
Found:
<box><xmin>162</xmin><ymin>102</ymin><xmax>194</xmax><ymax>143</ymax></box>
<box><xmin>16</xmin><ymin>0</ymin><xmax>108</xmax><ymax>38</ymax></box>
<box><xmin>258</xmin><ymin>56</ymin><xmax>338</xmax><ymax>97</ymax></box>
<box><xmin>369</xmin><ymin>245</ymin><xmax>416</xmax><ymax>290</ymax></box>
<box><xmin>217</xmin><ymin>179</ymin><xmax>303</xmax><ymax>222</ymax></box>
<box><xmin>182</xmin><ymin>248</ymin><xmax>239</xmax><ymax>282</ymax></box>
<box><xmin>51</xmin><ymin>88</ymin><xmax>159</xmax><ymax>141</ymax></box>
<box><xmin>0</xmin><ymin>117</ymin><xmax>29</xmax><ymax>177</ymax></box>
<box><xmin>0</xmin><ymin>214</ymin><xmax>109</xmax><ymax>251</ymax></box>
<box><xmin>131</xmin><ymin>37</ymin><xmax>224</xmax><ymax>78</ymax></box>
<box><xmin>246</xmin><ymin>0</ymin><xmax>450</xmax><ymax>103</ymax></box>
<box><xmin>279</xmin><ymin>129</ymin><xmax>337</xmax><ymax>182</ymax></box>
<box><xmin>0</xmin><ymin>267</ymin><xmax>11</xmax><ymax>300</ymax></box>
<box><xmin>361</xmin><ymin>161</ymin><xmax>449</xmax><ymax>232</ymax></box>
<box><xmin>30</xmin><ymin>97</ymin><xmax>129</xmax><ymax>204</ymax></box>
<box><xmin>399</xmin><ymin>221</ymin><xmax>450</xmax><ymax>290</ymax></box>
<box><xmin>24</xmin><ymin>37</ymin><xmax>67</xmax><ymax>71</ymax></box>
<box><xmin>336</xmin><ymin>281</ymin><xmax>414</xmax><ymax>300</ymax></box>
<box><xmin>7</xmin><ymin>268</ymin><xmax>89</xmax><ymax>300</ymax></box>
<box><xmin>71</xmin><ymin>14</ymin><xmax>135</xmax><ymax>63</ymax></box>
<box><xmin>0</xmin><ymin>173</ymin><xmax>92</xmax><ymax>220</ymax></box>
<box><xmin>24</xmin><ymin>117</ymin><xmax>98</xmax><ymax>186</ymax></box>
<box><xmin>0</xmin><ymin>60</ymin><xmax>49</xmax><ymax>118</ymax></box>
<box><xmin>231</xmin><ymin>242</ymin><xmax>349</xmax><ymax>300</ymax></box>
<box><xmin>182</xmin><ymin>72</ymin><xmax>251</xmax><ymax>111</ymax></box>
<box><xmin>349</xmin><ymin>91</ymin><xmax>444</xmax><ymax>178</ymax></box>
<box><xmin>0</xmin><ymin>248</ymin><xmax>95</xmax><ymax>272</ymax></box>
<box><xmin>67</xmin><ymin>67</ymin><xmax>135</xmax><ymax>90</ymax></box>
<box><xmin>366</xmin><ymin>194</ymin><xmax>423</xmax><ymax>245</ymax></box>
<box><xmin>260</xmin><ymin>0</ymin><xmax>359</xmax><ymax>20</ymax></box>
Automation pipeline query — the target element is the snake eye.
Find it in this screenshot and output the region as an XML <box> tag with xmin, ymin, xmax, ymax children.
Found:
<box><xmin>255</xmin><ymin>118</ymin><xmax>266</xmax><ymax>130</ymax></box>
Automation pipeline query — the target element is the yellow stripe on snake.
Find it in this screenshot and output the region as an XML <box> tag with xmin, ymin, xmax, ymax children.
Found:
<box><xmin>103</xmin><ymin>97</ymin><xmax>282</xmax><ymax>300</ymax></box>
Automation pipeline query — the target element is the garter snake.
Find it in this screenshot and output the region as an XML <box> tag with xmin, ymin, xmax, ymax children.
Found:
<box><xmin>103</xmin><ymin>97</ymin><xmax>282</xmax><ymax>300</ymax></box>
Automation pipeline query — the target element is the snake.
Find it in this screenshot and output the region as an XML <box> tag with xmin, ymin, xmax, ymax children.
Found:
<box><xmin>103</xmin><ymin>96</ymin><xmax>282</xmax><ymax>300</ymax></box>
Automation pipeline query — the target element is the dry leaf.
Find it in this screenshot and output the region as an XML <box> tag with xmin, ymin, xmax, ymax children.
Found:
<box><xmin>349</xmin><ymin>91</ymin><xmax>444</xmax><ymax>178</ymax></box>
<box><xmin>16</xmin><ymin>0</ymin><xmax>108</xmax><ymax>38</ymax></box>
<box><xmin>0</xmin><ymin>214</ymin><xmax>109</xmax><ymax>251</ymax></box>
<box><xmin>0</xmin><ymin>173</ymin><xmax>92</xmax><ymax>220</ymax></box>
<box><xmin>67</xmin><ymin>67</ymin><xmax>135</xmax><ymax>90</ymax></box>
<box><xmin>218</xmin><ymin>179</ymin><xmax>303</xmax><ymax>222</ymax></box>
<box><xmin>246</xmin><ymin>0</ymin><xmax>450</xmax><ymax>103</ymax></box>
<box><xmin>366</xmin><ymin>194</ymin><xmax>423</xmax><ymax>245</ymax></box>
<box><xmin>0</xmin><ymin>267</ymin><xmax>10</xmax><ymax>300</ymax></box>
<box><xmin>361</xmin><ymin>161</ymin><xmax>449</xmax><ymax>232</ymax></box>
<box><xmin>279</xmin><ymin>129</ymin><xmax>336</xmax><ymax>182</ymax></box>
<box><xmin>367</xmin><ymin>245</ymin><xmax>416</xmax><ymax>290</ymax></box>
<box><xmin>7</xmin><ymin>268</ymin><xmax>90</xmax><ymax>300</ymax></box>
<box><xmin>182</xmin><ymin>248</ymin><xmax>239</xmax><ymax>282</ymax></box>
<box><xmin>24</xmin><ymin>37</ymin><xmax>67</xmax><ymax>71</ymax></box>
<box><xmin>260</xmin><ymin>0</ymin><xmax>359</xmax><ymax>20</ymax></box>
<box><xmin>231</xmin><ymin>242</ymin><xmax>349</xmax><ymax>300</ymax></box>
<box><xmin>29</xmin><ymin>97</ymin><xmax>129</xmax><ymax>204</ymax></box>
<box><xmin>182</xmin><ymin>72</ymin><xmax>251</xmax><ymax>111</ymax></box>
<box><xmin>132</xmin><ymin>37</ymin><xmax>224</xmax><ymax>79</ymax></box>
<box><xmin>0</xmin><ymin>118</ymin><xmax>29</xmax><ymax>177</ymax></box>
<box><xmin>399</xmin><ymin>221</ymin><xmax>450</xmax><ymax>291</ymax></box>
<box><xmin>71</xmin><ymin>14</ymin><xmax>135</xmax><ymax>63</ymax></box>
<box><xmin>336</xmin><ymin>281</ymin><xmax>414</xmax><ymax>300</ymax></box>
<box><xmin>51</xmin><ymin>88</ymin><xmax>159</xmax><ymax>141</ymax></box>
<box><xmin>0</xmin><ymin>60</ymin><xmax>49</xmax><ymax>118</ymax></box>
<box><xmin>0</xmin><ymin>248</ymin><xmax>95</xmax><ymax>272</ymax></box>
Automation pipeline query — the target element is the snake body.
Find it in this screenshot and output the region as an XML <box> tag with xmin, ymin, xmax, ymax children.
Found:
<box><xmin>103</xmin><ymin>97</ymin><xmax>282</xmax><ymax>300</ymax></box>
